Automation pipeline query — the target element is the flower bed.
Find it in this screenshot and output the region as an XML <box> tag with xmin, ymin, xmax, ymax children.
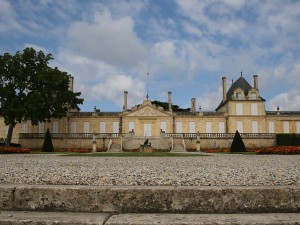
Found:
<box><xmin>0</xmin><ymin>146</ymin><xmax>30</xmax><ymax>154</ymax></box>
<box><xmin>255</xmin><ymin>146</ymin><xmax>300</xmax><ymax>154</ymax></box>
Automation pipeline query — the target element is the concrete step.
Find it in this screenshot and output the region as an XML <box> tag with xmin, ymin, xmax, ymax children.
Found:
<box><xmin>1</xmin><ymin>211</ymin><xmax>299</xmax><ymax>225</ymax></box>
<box><xmin>0</xmin><ymin>185</ymin><xmax>299</xmax><ymax>213</ymax></box>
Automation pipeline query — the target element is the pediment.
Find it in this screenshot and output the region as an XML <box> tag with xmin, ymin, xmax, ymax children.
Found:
<box><xmin>126</xmin><ymin>106</ymin><xmax>170</xmax><ymax>117</ymax></box>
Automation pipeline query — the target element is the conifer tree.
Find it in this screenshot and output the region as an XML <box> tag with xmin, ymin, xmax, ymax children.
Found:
<box><xmin>230</xmin><ymin>130</ymin><xmax>246</xmax><ymax>152</ymax></box>
<box><xmin>42</xmin><ymin>128</ymin><xmax>54</xmax><ymax>152</ymax></box>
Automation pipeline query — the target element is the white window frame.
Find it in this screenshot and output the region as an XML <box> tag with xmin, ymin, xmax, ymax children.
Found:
<box><xmin>144</xmin><ymin>124</ymin><xmax>152</xmax><ymax>137</ymax></box>
<box><xmin>21</xmin><ymin>123</ymin><xmax>28</xmax><ymax>133</ymax></box>
<box><xmin>219</xmin><ymin>122</ymin><xmax>225</xmax><ymax>133</ymax></box>
<box><xmin>189</xmin><ymin>122</ymin><xmax>195</xmax><ymax>133</ymax></box>
<box><xmin>113</xmin><ymin>121</ymin><xmax>119</xmax><ymax>133</ymax></box>
<box><xmin>83</xmin><ymin>122</ymin><xmax>90</xmax><ymax>133</ymax></box>
<box><xmin>237</xmin><ymin>121</ymin><xmax>243</xmax><ymax>133</ymax></box>
<box><xmin>52</xmin><ymin>121</ymin><xmax>59</xmax><ymax>133</ymax></box>
<box><xmin>70</xmin><ymin>122</ymin><xmax>77</xmax><ymax>133</ymax></box>
<box><xmin>236</xmin><ymin>103</ymin><xmax>243</xmax><ymax>115</ymax></box>
<box><xmin>252</xmin><ymin>121</ymin><xmax>258</xmax><ymax>133</ymax></box>
<box><xmin>38</xmin><ymin>122</ymin><xmax>45</xmax><ymax>133</ymax></box>
<box><xmin>176</xmin><ymin>122</ymin><xmax>182</xmax><ymax>133</ymax></box>
<box><xmin>283</xmin><ymin>121</ymin><xmax>289</xmax><ymax>133</ymax></box>
<box><xmin>297</xmin><ymin>121</ymin><xmax>300</xmax><ymax>134</ymax></box>
<box><xmin>205</xmin><ymin>122</ymin><xmax>212</xmax><ymax>133</ymax></box>
<box><xmin>269</xmin><ymin>121</ymin><xmax>275</xmax><ymax>133</ymax></box>
<box><xmin>251</xmin><ymin>103</ymin><xmax>258</xmax><ymax>115</ymax></box>
<box><xmin>128</xmin><ymin>122</ymin><xmax>135</xmax><ymax>133</ymax></box>
<box><xmin>160</xmin><ymin>121</ymin><xmax>167</xmax><ymax>133</ymax></box>
<box><xmin>100</xmin><ymin>122</ymin><xmax>106</xmax><ymax>133</ymax></box>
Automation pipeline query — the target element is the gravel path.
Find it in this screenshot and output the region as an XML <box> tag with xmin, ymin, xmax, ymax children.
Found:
<box><xmin>0</xmin><ymin>154</ymin><xmax>299</xmax><ymax>186</ymax></box>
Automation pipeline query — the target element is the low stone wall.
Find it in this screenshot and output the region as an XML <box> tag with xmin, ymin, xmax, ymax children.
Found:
<box><xmin>19</xmin><ymin>133</ymin><xmax>276</xmax><ymax>151</ymax></box>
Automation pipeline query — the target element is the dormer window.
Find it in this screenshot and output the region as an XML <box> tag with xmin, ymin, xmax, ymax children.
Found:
<box><xmin>251</xmin><ymin>92</ymin><xmax>257</xmax><ymax>100</ymax></box>
<box><xmin>236</xmin><ymin>92</ymin><xmax>242</xmax><ymax>99</ymax></box>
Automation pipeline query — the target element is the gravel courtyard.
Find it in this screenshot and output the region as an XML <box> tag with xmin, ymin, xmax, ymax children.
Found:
<box><xmin>0</xmin><ymin>154</ymin><xmax>299</xmax><ymax>186</ymax></box>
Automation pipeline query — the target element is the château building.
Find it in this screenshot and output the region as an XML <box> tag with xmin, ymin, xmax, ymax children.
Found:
<box><xmin>1</xmin><ymin>74</ymin><xmax>300</xmax><ymax>151</ymax></box>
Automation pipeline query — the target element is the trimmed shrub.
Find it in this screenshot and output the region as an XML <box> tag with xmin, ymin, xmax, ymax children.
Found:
<box><xmin>42</xmin><ymin>128</ymin><xmax>54</xmax><ymax>152</ymax></box>
<box><xmin>276</xmin><ymin>133</ymin><xmax>300</xmax><ymax>146</ymax></box>
<box><xmin>230</xmin><ymin>130</ymin><xmax>246</xmax><ymax>152</ymax></box>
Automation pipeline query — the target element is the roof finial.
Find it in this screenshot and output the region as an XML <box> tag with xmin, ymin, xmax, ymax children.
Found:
<box><xmin>241</xmin><ymin>70</ymin><xmax>243</xmax><ymax>77</ymax></box>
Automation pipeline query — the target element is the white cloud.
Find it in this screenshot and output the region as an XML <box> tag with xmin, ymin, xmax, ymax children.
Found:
<box><xmin>267</xmin><ymin>89</ymin><xmax>300</xmax><ymax>111</ymax></box>
<box><xmin>90</xmin><ymin>75</ymin><xmax>145</xmax><ymax>108</ymax></box>
<box><xmin>67</xmin><ymin>10</ymin><xmax>147</xmax><ymax>68</ymax></box>
<box><xmin>0</xmin><ymin>0</ymin><xmax>24</xmax><ymax>33</ymax></box>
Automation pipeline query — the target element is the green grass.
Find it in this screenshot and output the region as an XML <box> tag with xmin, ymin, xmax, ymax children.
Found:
<box><xmin>60</xmin><ymin>152</ymin><xmax>206</xmax><ymax>157</ymax></box>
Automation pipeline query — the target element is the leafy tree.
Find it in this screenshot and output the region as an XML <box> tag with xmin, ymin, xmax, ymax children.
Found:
<box><xmin>230</xmin><ymin>130</ymin><xmax>246</xmax><ymax>152</ymax></box>
<box><xmin>153</xmin><ymin>100</ymin><xmax>191</xmax><ymax>112</ymax></box>
<box><xmin>42</xmin><ymin>128</ymin><xmax>54</xmax><ymax>152</ymax></box>
<box><xmin>0</xmin><ymin>48</ymin><xmax>83</xmax><ymax>146</ymax></box>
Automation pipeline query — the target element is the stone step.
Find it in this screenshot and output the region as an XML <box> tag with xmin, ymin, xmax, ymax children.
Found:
<box><xmin>0</xmin><ymin>185</ymin><xmax>299</xmax><ymax>213</ymax></box>
<box><xmin>0</xmin><ymin>211</ymin><xmax>299</xmax><ymax>225</ymax></box>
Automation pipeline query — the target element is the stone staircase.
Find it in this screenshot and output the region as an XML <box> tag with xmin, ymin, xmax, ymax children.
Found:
<box><xmin>0</xmin><ymin>185</ymin><xmax>299</xmax><ymax>224</ymax></box>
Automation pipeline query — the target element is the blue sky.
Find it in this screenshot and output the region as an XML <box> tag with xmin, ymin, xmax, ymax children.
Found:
<box><xmin>1</xmin><ymin>0</ymin><xmax>300</xmax><ymax>112</ymax></box>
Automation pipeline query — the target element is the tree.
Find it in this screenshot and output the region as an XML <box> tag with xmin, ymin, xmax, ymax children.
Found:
<box><xmin>230</xmin><ymin>130</ymin><xmax>246</xmax><ymax>152</ymax></box>
<box><xmin>42</xmin><ymin>128</ymin><xmax>54</xmax><ymax>152</ymax></box>
<box><xmin>0</xmin><ymin>47</ymin><xmax>83</xmax><ymax>146</ymax></box>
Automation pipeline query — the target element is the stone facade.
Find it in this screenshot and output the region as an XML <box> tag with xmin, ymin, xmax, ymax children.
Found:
<box><xmin>1</xmin><ymin>75</ymin><xmax>300</xmax><ymax>150</ymax></box>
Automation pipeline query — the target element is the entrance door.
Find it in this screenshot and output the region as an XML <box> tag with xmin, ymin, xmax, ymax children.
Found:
<box><xmin>144</xmin><ymin>124</ymin><xmax>152</xmax><ymax>137</ymax></box>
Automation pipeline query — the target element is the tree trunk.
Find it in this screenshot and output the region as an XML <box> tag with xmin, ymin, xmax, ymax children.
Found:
<box><xmin>5</xmin><ymin>123</ymin><xmax>15</xmax><ymax>146</ymax></box>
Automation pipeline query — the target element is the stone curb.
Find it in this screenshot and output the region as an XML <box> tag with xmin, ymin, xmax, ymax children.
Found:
<box><xmin>0</xmin><ymin>211</ymin><xmax>300</xmax><ymax>225</ymax></box>
<box><xmin>0</xmin><ymin>185</ymin><xmax>299</xmax><ymax>213</ymax></box>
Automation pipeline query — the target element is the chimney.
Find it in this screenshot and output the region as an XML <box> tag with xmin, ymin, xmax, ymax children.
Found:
<box><xmin>123</xmin><ymin>91</ymin><xmax>128</xmax><ymax>111</ymax></box>
<box><xmin>191</xmin><ymin>98</ymin><xmax>196</xmax><ymax>113</ymax></box>
<box><xmin>69</xmin><ymin>75</ymin><xmax>74</xmax><ymax>92</ymax></box>
<box><xmin>253</xmin><ymin>75</ymin><xmax>258</xmax><ymax>89</ymax></box>
<box><xmin>168</xmin><ymin>91</ymin><xmax>172</xmax><ymax>112</ymax></box>
<box><xmin>222</xmin><ymin>77</ymin><xmax>226</xmax><ymax>102</ymax></box>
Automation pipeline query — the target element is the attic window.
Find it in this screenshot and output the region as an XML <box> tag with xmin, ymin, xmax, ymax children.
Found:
<box><xmin>236</xmin><ymin>92</ymin><xmax>242</xmax><ymax>99</ymax></box>
<box><xmin>251</xmin><ymin>92</ymin><xmax>257</xmax><ymax>99</ymax></box>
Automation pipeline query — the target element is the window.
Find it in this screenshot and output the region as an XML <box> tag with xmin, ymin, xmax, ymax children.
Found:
<box><xmin>70</xmin><ymin>122</ymin><xmax>77</xmax><ymax>133</ymax></box>
<box><xmin>5</xmin><ymin>125</ymin><xmax>8</xmax><ymax>135</ymax></box>
<box><xmin>189</xmin><ymin>122</ymin><xmax>195</xmax><ymax>133</ymax></box>
<box><xmin>52</xmin><ymin>121</ymin><xmax>59</xmax><ymax>133</ymax></box>
<box><xmin>176</xmin><ymin>122</ymin><xmax>182</xmax><ymax>133</ymax></box>
<box><xmin>237</xmin><ymin>121</ymin><xmax>243</xmax><ymax>133</ymax></box>
<box><xmin>219</xmin><ymin>122</ymin><xmax>225</xmax><ymax>133</ymax></box>
<box><xmin>297</xmin><ymin>121</ymin><xmax>300</xmax><ymax>134</ymax></box>
<box><xmin>113</xmin><ymin>122</ymin><xmax>119</xmax><ymax>133</ymax></box>
<box><xmin>160</xmin><ymin>121</ymin><xmax>167</xmax><ymax>132</ymax></box>
<box><xmin>269</xmin><ymin>121</ymin><xmax>275</xmax><ymax>133</ymax></box>
<box><xmin>38</xmin><ymin>122</ymin><xmax>44</xmax><ymax>133</ymax></box>
<box><xmin>251</xmin><ymin>92</ymin><xmax>257</xmax><ymax>99</ymax></box>
<box><xmin>21</xmin><ymin>123</ymin><xmax>28</xmax><ymax>133</ymax></box>
<box><xmin>283</xmin><ymin>121</ymin><xmax>289</xmax><ymax>133</ymax></box>
<box><xmin>236</xmin><ymin>103</ymin><xmax>243</xmax><ymax>115</ymax></box>
<box><xmin>144</xmin><ymin>124</ymin><xmax>152</xmax><ymax>136</ymax></box>
<box><xmin>251</xmin><ymin>103</ymin><xmax>258</xmax><ymax>115</ymax></box>
<box><xmin>252</xmin><ymin>121</ymin><xmax>258</xmax><ymax>133</ymax></box>
<box><xmin>83</xmin><ymin>122</ymin><xmax>90</xmax><ymax>133</ymax></box>
<box><xmin>128</xmin><ymin>122</ymin><xmax>135</xmax><ymax>132</ymax></box>
<box><xmin>206</xmin><ymin>122</ymin><xmax>212</xmax><ymax>133</ymax></box>
<box><xmin>236</xmin><ymin>92</ymin><xmax>242</xmax><ymax>99</ymax></box>
<box><xmin>100</xmin><ymin>122</ymin><xmax>106</xmax><ymax>133</ymax></box>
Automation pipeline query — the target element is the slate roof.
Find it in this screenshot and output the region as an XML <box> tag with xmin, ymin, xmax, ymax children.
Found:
<box><xmin>215</xmin><ymin>76</ymin><xmax>264</xmax><ymax>111</ymax></box>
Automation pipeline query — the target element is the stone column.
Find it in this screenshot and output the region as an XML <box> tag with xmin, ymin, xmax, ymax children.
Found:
<box><xmin>69</xmin><ymin>75</ymin><xmax>74</xmax><ymax>92</ymax></box>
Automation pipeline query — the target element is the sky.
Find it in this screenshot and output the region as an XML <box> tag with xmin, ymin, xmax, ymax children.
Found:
<box><xmin>1</xmin><ymin>0</ymin><xmax>300</xmax><ymax>112</ymax></box>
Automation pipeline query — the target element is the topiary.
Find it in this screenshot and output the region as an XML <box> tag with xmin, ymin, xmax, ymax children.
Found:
<box><xmin>42</xmin><ymin>128</ymin><xmax>54</xmax><ymax>152</ymax></box>
<box><xmin>230</xmin><ymin>130</ymin><xmax>246</xmax><ymax>152</ymax></box>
